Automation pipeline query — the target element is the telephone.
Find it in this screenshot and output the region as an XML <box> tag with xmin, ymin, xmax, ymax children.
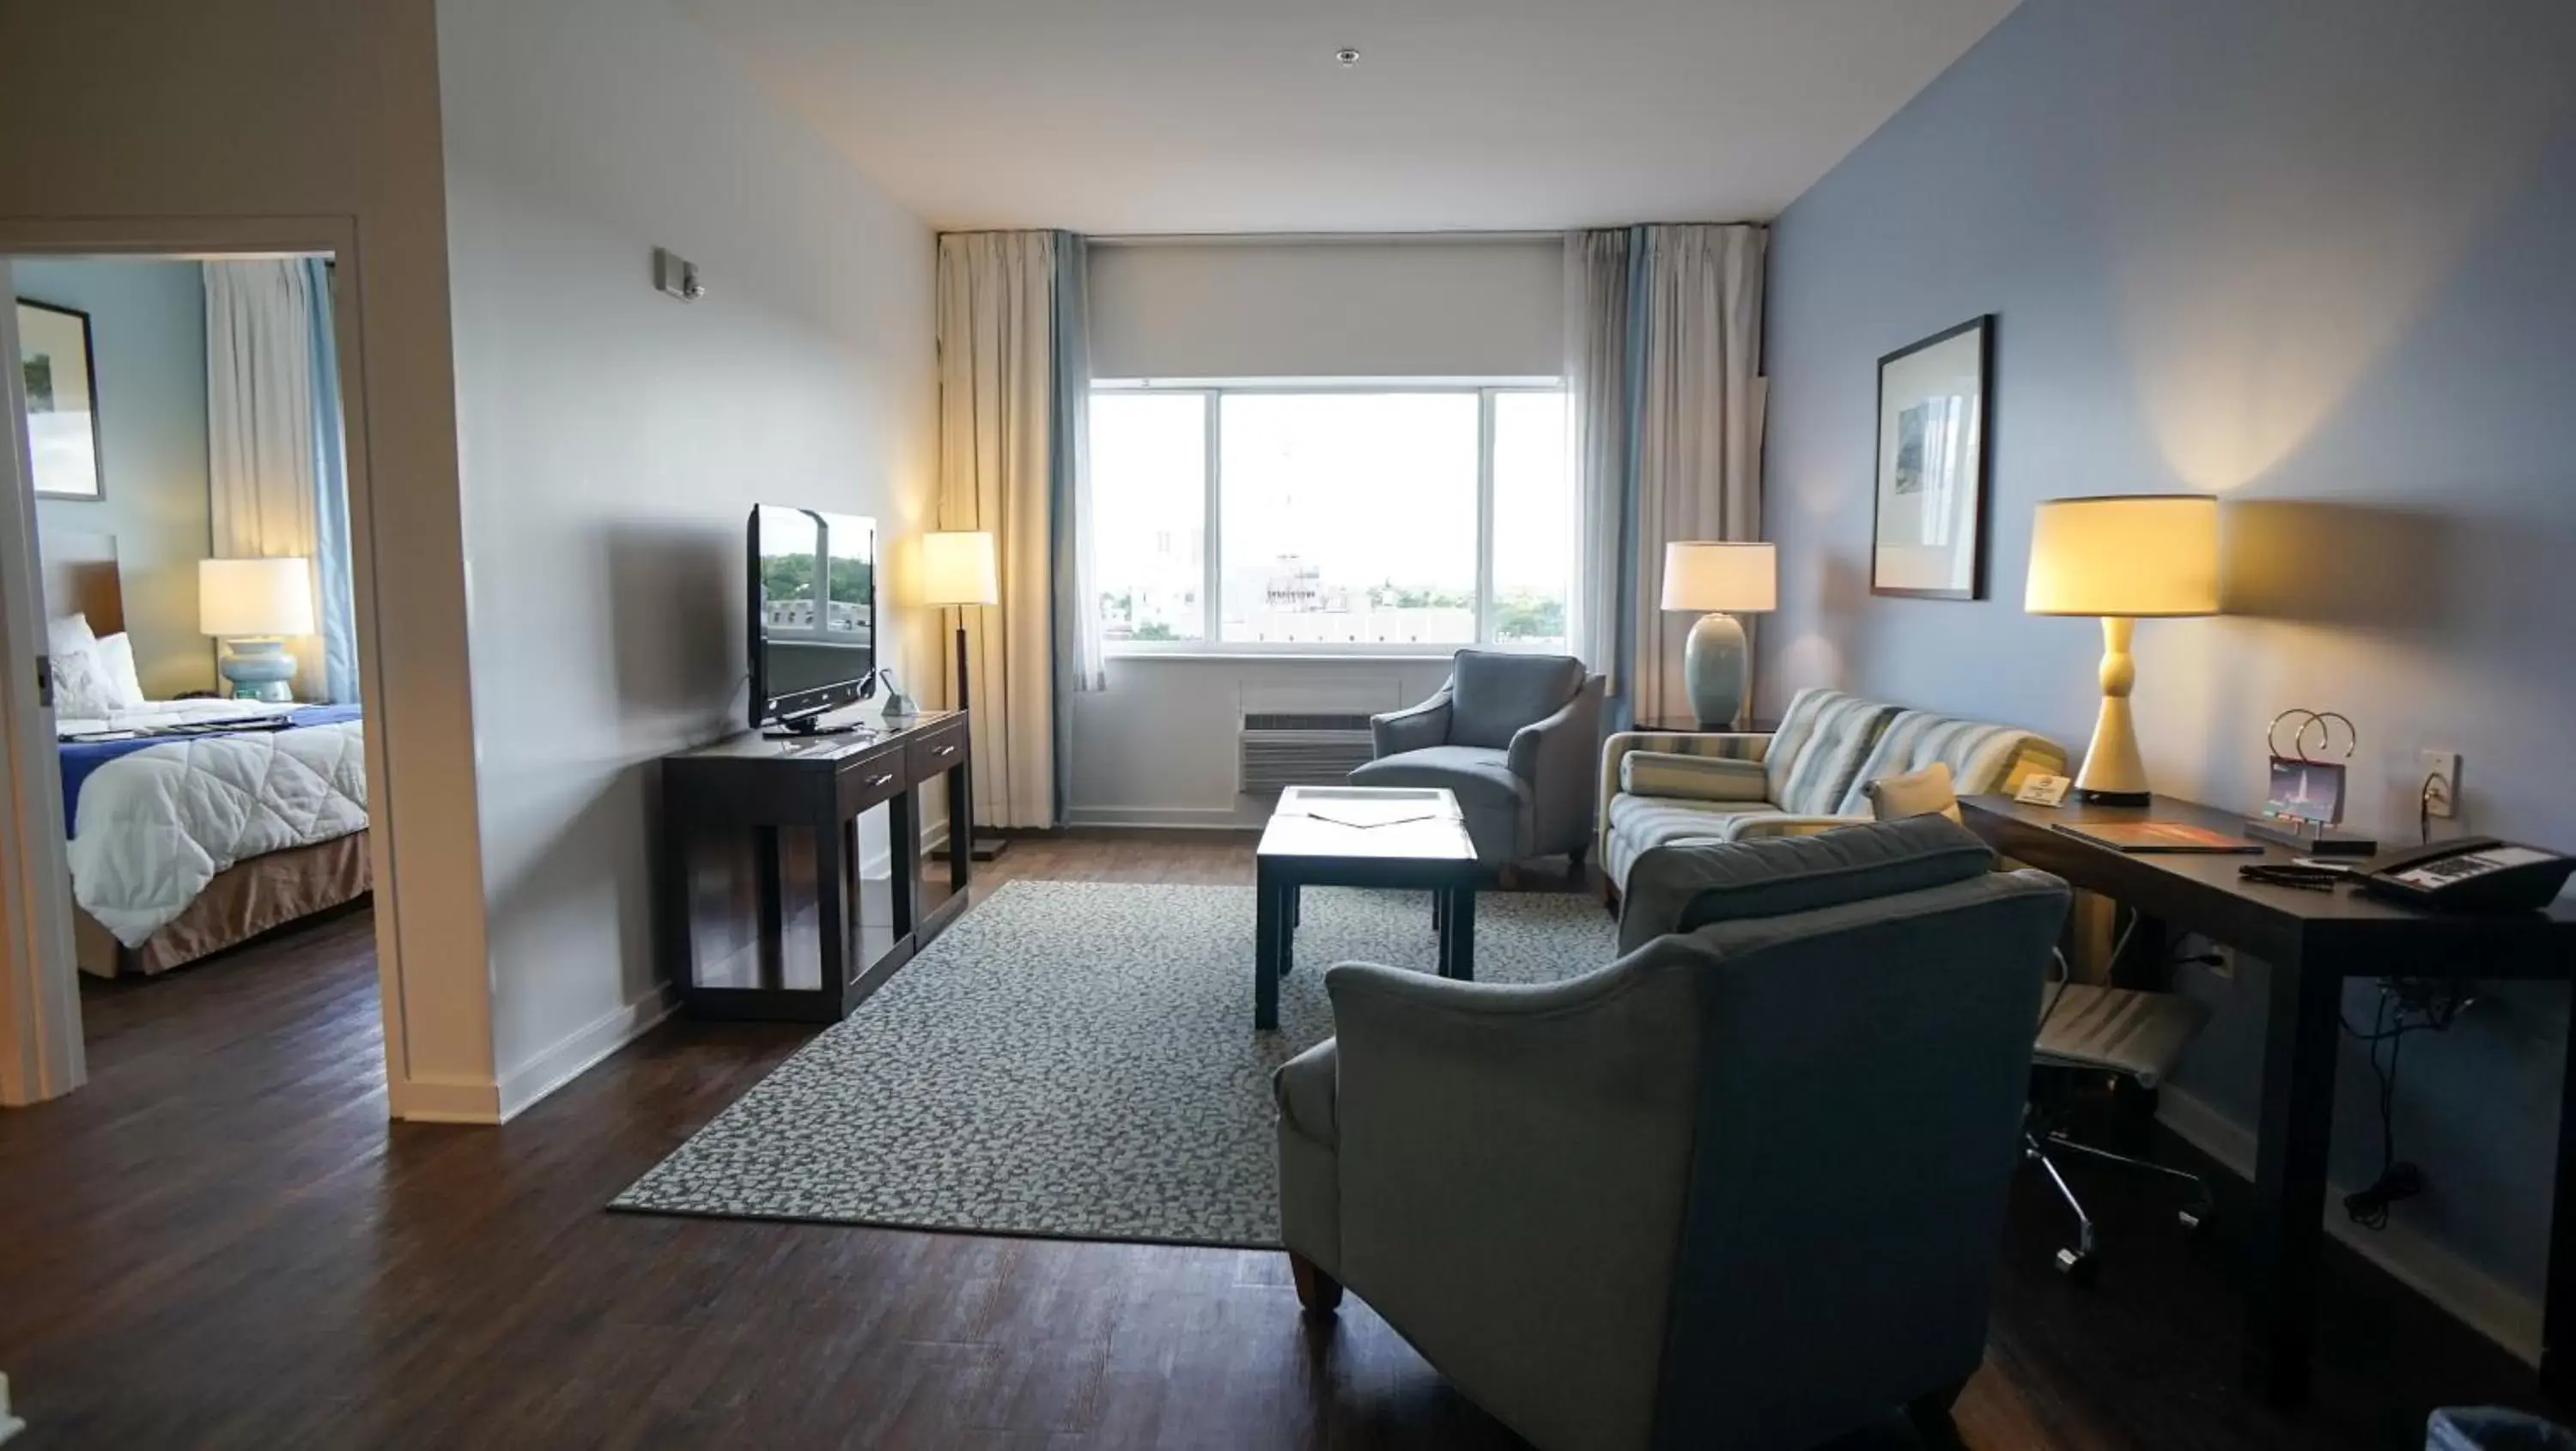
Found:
<box><xmin>2354</xmin><ymin>837</ymin><xmax>2576</xmax><ymax>912</ymax></box>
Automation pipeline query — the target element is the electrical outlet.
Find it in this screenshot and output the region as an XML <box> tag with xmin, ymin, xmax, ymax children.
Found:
<box><xmin>2421</xmin><ymin>750</ymin><xmax>2460</xmax><ymax>820</ymax></box>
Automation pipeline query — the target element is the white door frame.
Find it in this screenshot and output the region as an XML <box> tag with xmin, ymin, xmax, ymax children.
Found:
<box><xmin>0</xmin><ymin>216</ymin><xmax>411</xmax><ymax>1108</ymax></box>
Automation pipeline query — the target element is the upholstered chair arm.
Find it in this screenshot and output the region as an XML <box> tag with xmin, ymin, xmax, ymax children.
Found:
<box><xmin>1319</xmin><ymin>954</ymin><xmax>1706</xmax><ymax>1451</ymax></box>
<box><xmin>1598</xmin><ymin>729</ymin><xmax>1775</xmax><ymax>863</ymax></box>
<box><xmin>1371</xmin><ymin>686</ymin><xmax>1454</xmax><ymax>757</ymax></box>
<box><xmin>1507</xmin><ymin>674</ymin><xmax>1606</xmax><ymax>855</ymax></box>
<box><xmin>1614</xmin><ymin>816</ymin><xmax>1999</xmax><ymax>954</ymax></box>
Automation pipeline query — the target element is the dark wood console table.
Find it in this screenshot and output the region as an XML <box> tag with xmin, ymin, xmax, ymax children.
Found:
<box><xmin>1960</xmin><ymin>792</ymin><xmax>2576</xmax><ymax>1407</ymax></box>
<box><xmin>661</xmin><ymin>710</ymin><xmax>971</xmax><ymax>1021</ymax></box>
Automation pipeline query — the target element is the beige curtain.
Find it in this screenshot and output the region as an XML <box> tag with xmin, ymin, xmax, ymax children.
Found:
<box><xmin>1626</xmin><ymin>225</ymin><xmax>1768</xmax><ymax>724</ymax></box>
<box><xmin>204</xmin><ymin>260</ymin><xmax>334</xmax><ymax>701</ymax></box>
<box><xmin>936</xmin><ymin>233</ymin><xmax>1058</xmax><ymax>830</ymax></box>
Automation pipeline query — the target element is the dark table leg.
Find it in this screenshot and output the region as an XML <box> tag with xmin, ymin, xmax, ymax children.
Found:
<box><xmin>2245</xmin><ymin>949</ymin><xmax>2339</xmax><ymax>1404</ymax></box>
<box><xmin>2543</xmin><ymin>983</ymin><xmax>2576</xmax><ymax>1400</ymax></box>
<box><xmin>1444</xmin><ymin>884</ymin><xmax>1477</xmax><ymax>981</ymax></box>
<box><xmin>813</xmin><ymin>821</ymin><xmax>848</xmax><ymax>1007</ymax></box>
<box><xmin>1255</xmin><ymin>867</ymin><xmax>1282</xmax><ymax>1031</ymax></box>
<box><xmin>1281</xmin><ymin>884</ymin><xmax>1299</xmax><ymax>977</ymax></box>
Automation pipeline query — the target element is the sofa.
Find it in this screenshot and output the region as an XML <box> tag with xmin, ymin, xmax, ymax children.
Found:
<box><xmin>1351</xmin><ymin>649</ymin><xmax>1607</xmax><ymax>872</ymax></box>
<box><xmin>1273</xmin><ymin>817</ymin><xmax>2072</xmax><ymax>1451</ymax></box>
<box><xmin>1596</xmin><ymin>686</ymin><xmax>2067</xmax><ymax>899</ymax></box>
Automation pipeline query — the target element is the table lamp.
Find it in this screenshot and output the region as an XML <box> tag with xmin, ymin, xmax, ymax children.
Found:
<box><xmin>1660</xmin><ymin>542</ymin><xmax>1777</xmax><ymax>728</ymax></box>
<box><xmin>199</xmin><ymin>556</ymin><xmax>315</xmax><ymax>703</ymax></box>
<box><xmin>917</xmin><ymin>530</ymin><xmax>1004</xmax><ymax>859</ymax></box>
<box><xmin>2023</xmin><ymin>495</ymin><xmax>2219</xmax><ymax>804</ymax></box>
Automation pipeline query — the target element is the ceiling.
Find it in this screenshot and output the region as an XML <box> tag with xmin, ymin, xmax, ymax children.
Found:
<box><xmin>681</xmin><ymin>0</ymin><xmax>2021</xmax><ymax>234</ymax></box>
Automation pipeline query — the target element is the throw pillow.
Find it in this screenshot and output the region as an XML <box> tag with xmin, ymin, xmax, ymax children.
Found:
<box><xmin>46</xmin><ymin>612</ymin><xmax>96</xmax><ymax>659</ymax></box>
<box><xmin>50</xmin><ymin>644</ymin><xmax>119</xmax><ymax>721</ymax></box>
<box><xmin>1866</xmin><ymin>761</ymin><xmax>1962</xmax><ymax>823</ymax></box>
<box><xmin>1620</xmin><ymin>750</ymin><xmax>1771</xmax><ymax>804</ymax></box>
<box><xmin>91</xmin><ymin>632</ymin><xmax>149</xmax><ymax>709</ymax></box>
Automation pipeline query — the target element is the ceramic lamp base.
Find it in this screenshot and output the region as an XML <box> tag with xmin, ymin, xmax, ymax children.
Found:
<box><xmin>219</xmin><ymin>637</ymin><xmax>298</xmax><ymax>704</ymax></box>
<box><xmin>2073</xmin><ymin>616</ymin><xmax>2150</xmax><ymax>804</ymax></box>
<box><xmin>1682</xmin><ymin>611</ymin><xmax>1749</xmax><ymax>729</ymax></box>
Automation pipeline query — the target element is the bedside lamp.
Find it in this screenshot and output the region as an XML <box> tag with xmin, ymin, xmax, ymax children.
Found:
<box><xmin>199</xmin><ymin>556</ymin><xmax>315</xmax><ymax>703</ymax></box>
<box><xmin>1660</xmin><ymin>542</ymin><xmax>1777</xmax><ymax>728</ymax></box>
<box><xmin>916</xmin><ymin>530</ymin><xmax>1003</xmax><ymax>859</ymax></box>
<box><xmin>2024</xmin><ymin>495</ymin><xmax>2219</xmax><ymax>804</ymax></box>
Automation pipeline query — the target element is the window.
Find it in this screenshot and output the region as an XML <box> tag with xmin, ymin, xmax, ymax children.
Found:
<box><xmin>1089</xmin><ymin>385</ymin><xmax>1571</xmax><ymax>653</ymax></box>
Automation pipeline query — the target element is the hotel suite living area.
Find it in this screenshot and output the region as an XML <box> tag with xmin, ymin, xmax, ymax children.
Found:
<box><xmin>3</xmin><ymin>1</ymin><xmax>2575</xmax><ymax>1448</ymax></box>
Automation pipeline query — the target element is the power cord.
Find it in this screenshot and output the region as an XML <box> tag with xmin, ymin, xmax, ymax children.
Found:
<box><xmin>2339</xmin><ymin>975</ymin><xmax>2476</xmax><ymax>1229</ymax></box>
<box><xmin>2420</xmin><ymin>770</ymin><xmax>2449</xmax><ymax>845</ymax></box>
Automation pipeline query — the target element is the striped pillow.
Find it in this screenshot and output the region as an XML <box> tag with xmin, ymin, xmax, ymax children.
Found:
<box><xmin>1833</xmin><ymin>711</ymin><xmax>2068</xmax><ymax>817</ymax></box>
<box><xmin>1620</xmin><ymin>750</ymin><xmax>1772</xmax><ymax>803</ymax></box>
<box><xmin>1765</xmin><ymin>689</ymin><xmax>1901</xmax><ymax>816</ymax></box>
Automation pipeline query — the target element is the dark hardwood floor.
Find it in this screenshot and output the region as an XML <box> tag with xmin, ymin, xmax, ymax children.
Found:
<box><xmin>0</xmin><ymin>834</ymin><xmax>2559</xmax><ymax>1448</ymax></box>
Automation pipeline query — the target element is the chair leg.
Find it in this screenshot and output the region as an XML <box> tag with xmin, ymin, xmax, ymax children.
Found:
<box><xmin>1498</xmin><ymin>863</ymin><xmax>1523</xmax><ymax>891</ymax></box>
<box><xmin>2026</xmin><ymin>1131</ymin><xmax>2099</xmax><ymax>1280</ymax></box>
<box><xmin>1289</xmin><ymin>1252</ymin><xmax>1343</xmax><ymax>1314</ymax></box>
<box><xmin>1568</xmin><ymin>841</ymin><xmax>1589</xmax><ymax>877</ymax></box>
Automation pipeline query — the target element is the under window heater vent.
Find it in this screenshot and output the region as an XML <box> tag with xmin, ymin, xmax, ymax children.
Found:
<box><xmin>1238</xmin><ymin>712</ymin><xmax>1376</xmax><ymax>795</ymax></box>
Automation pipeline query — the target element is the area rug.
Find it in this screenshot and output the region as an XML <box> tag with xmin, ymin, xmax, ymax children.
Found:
<box><xmin>612</xmin><ymin>879</ymin><xmax>1614</xmax><ymax>1248</ymax></box>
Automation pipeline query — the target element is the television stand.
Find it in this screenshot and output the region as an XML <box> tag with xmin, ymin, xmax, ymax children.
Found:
<box><xmin>661</xmin><ymin>710</ymin><xmax>972</xmax><ymax>1021</ymax></box>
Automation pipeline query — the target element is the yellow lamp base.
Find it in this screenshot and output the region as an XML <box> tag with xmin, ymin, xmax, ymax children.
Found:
<box><xmin>2074</xmin><ymin>616</ymin><xmax>2151</xmax><ymax>805</ymax></box>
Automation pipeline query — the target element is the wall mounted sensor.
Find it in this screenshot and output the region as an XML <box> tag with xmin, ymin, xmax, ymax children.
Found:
<box><xmin>654</xmin><ymin>247</ymin><xmax>706</xmax><ymax>302</ymax></box>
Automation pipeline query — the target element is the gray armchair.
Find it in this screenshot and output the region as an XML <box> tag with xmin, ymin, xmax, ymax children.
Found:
<box><xmin>1273</xmin><ymin>818</ymin><xmax>2070</xmax><ymax>1451</ymax></box>
<box><xmin>1350</xmin><ymin>649</ymin><xmax>1605</xmax><ymax>873</ymax></box>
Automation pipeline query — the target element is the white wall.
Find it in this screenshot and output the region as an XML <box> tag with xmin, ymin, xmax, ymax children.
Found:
<box><xmin>1070</xmin><ymin>656</ymin><xmax>1453</xmax><ymax>829</ymax></box>
<box><xmin>0</xmin><ymin>0</ymin><xmax>494</xmax><ymax>1119</ymax></box>
<box><xmin>436</xmin><ymin>0</ymin><xmax>938</xmax><ymax>1114</ymax></box>
<box><xmin>1090</xmin><ymin>238</ymin><xmax>1561</xmax><ymax>379</ymax></box>
<box><xmin>21</xmin><ymin>259</ymin><xmax>218</xmax><ymax>697</ymax></box>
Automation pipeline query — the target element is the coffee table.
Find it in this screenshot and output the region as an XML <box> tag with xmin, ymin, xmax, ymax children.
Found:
<box><xmin>1252</xmin><ymin>786</ymin><xmax>1480</xmax><ymax>1030</ymax></box>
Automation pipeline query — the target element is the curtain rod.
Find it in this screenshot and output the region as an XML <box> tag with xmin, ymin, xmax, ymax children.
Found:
<box><xmin>1087</xmin><ymin>229</ymin><xmax>1561</xmax><ymax>247</ymax></box>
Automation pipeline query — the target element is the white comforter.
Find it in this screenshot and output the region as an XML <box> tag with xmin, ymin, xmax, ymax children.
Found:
<box><xmin>68</xmin><ymin>717</ymin><xmax>368</xmax><ymax>946</ymax></box>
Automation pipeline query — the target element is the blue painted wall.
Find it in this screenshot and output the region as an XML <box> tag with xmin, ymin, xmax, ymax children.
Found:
<box><xmin>21</xmin><ymin>258</ymin><xmax>215</xmax><ymax>696</ymax></box>
<box><xmin>1764</xmin><ymin>0</ymin><xmax>2576</xmax><ymax>1321</ymax></box>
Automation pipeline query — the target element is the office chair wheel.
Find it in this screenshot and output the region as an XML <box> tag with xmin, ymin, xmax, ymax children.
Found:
<box><xmin>2055</xmin><ymin>1247</ymin><xmax>2098</xmax><ymax>1283</ymax></box>
<box><xmin>2178</xmin><ymin>1206</ymin><xmax>2209</xmax><ymax>1233</ymax></box>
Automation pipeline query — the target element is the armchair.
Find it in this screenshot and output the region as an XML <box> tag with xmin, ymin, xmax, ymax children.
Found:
<box><xmin>1274</xmin><ymin>818</ymin><xmax>2070</xmax><ymax>1451</ymax></box>
<box><xmin>1350</xmin><ymin>649</ymin><xmax>1605</xmax><ymax>874</ymax></box>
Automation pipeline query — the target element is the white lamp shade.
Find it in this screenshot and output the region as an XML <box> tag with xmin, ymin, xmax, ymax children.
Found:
<box><xmin>2024</xmin><ymin>495</ymin><xmax>2221</xmax><ymax>617</ymax></box>
<box><xmin>916</xmin><ymin>531</ymin><xmax>999</xmax><ymax>607</ymax></box>
<box><xmin>1660</xmin><ymin>542</ymin><xmax>1777</xmax><ymax>613</ymax></box>
<box><xmin>199</xmin><ymin>557</ymin><xmax>316</xmax><ymax>638</ymax></box>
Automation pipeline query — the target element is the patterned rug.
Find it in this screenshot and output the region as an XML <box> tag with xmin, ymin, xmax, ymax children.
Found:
<box><xmin>613</xmin><ymin>879</ymin><xmax>1615</xmax><ymax>1248</ymax></box>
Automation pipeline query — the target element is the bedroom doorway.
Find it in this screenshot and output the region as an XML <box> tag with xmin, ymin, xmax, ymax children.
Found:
<box><xmin>0</xmin><ymin>228</ymin><xmax>403</xmax><ymax>1111</ymax></box>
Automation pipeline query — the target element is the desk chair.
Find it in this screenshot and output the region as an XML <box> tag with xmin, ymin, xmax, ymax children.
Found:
<box><xmin>2026</xmin><ymin>961</ymin><xmax>2215</xmax><ymax>1279</ymax></box>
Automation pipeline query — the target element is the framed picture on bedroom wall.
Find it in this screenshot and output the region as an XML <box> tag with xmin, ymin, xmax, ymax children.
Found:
<box><xmin>17</xmin><ymin>299</ymin><xmax>106</xmax><ymax>501</ymax></box>
<box><xmin>1870</xmin><ymin>314</ymin><xmax>1992</xmax><ymax>600</ymax></box>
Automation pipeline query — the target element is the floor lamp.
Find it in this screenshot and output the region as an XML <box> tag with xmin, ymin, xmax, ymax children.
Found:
<box><xmin>918</xmin><ymin>530</ymin><xmax>1006</xmax><ymax>860</ymax></box>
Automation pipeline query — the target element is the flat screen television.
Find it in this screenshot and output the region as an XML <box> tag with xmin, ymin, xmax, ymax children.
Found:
<box><xmin>749</xmin><ymin>504</ymin><xmax>877</xmax><ymax>733</ymax></box>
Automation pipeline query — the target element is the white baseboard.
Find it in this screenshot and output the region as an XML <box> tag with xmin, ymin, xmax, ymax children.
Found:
<box><xmin>1063</xmin><ymin>804</ymin><xmax>1265</xmax><ymax>830</ymax></box>
<box><xmin>1</xmin><ymin>1370</ymin><xmax>25</xmax><ymax>1444</ymax></box>
<box><xmin>494</xmin><ymin>983</ymin><xmax>678</xmax><ymax>1121</ymax></box>
<box><xmin>389</xmin><ymin>1072</ymin><xmax>504</xmax><ymax>1125</ymax></box>
<box><xmin>2155</xmin><ymin>1084</ymin><xmax>2542</xmax><ymax>1365</ymax></box>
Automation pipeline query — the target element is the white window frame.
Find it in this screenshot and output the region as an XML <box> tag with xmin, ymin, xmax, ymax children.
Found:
<box><xmin>1091</xmin><ymin>378</ymin><xmax>1567</xmax><ymax>658</ymax></box>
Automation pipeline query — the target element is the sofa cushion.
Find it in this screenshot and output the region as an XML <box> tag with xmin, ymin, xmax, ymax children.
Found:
<box><xmin>1619</xmin><ymin>750</ymin><xmax>1771</xmax><ymax>803</ymax></box>
<box><xmin>1646</xmin><ymin>817</ymin><xmax>1998</xmax><ymax>941</ymax></box>
<box><xmin>1865</xmin><ymin>761</ymin><xmax>1963</xmax><ymax>823</ymax></box>
<box><xmin>1763</xmin><ymin>688</ymin><xmax>1901</xmax><ymax>815</ymax></box>
<box><xmin>1832</xmin><ymin>710</ymin><xmax>2067</xmax><ymax>817</ymax></box>
<box><xmin>1447</xmin><ymin>650</ymin><xmax>1583</xmax><ymax>750</ymax></box>
<box><xmin>1350</xmin><ymin>744</ymin><xmax>1530</xmax><ymax>813</ymax></box>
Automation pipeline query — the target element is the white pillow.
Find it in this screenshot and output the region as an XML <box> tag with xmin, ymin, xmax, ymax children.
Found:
<box><xmin>91</xmin><ymin>632</ymin><xmax>149</xmax><ymax>709</ymax></box>
<box><xmin>46</xmin><ymin>612</ymin><xmax>95</xmax><ymax>659</ymax></box>
<box><xmin>50</xmin><ymin>645</ymin><xmax>119</xmax><ymax>720</ymax></box>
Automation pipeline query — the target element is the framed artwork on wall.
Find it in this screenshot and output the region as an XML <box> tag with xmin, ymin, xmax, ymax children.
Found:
<box><xmin>16</xmin><ymin>300</ymin><xmax>106</xmax><ymax>501</ymax></box>
<box><xmin>1871</xmin><ymin>314</ymin><xmax>1992</xmax><ymax>599</ymax></box>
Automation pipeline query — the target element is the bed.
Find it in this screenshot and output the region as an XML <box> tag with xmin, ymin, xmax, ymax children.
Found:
<box><xmin>43</xmin><ymin>531</ymin><xmax>372</xmax><ymax>977</ymax></box>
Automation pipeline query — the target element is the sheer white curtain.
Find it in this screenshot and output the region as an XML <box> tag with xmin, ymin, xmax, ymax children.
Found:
<box><xmin>204</xmin><ymin>259</ymin><xmax>356</xmax><ymax>702</ymax></box>
<box><xmin>1563</xmin><ymin>224</ymin><xmax>1767</xmax><ymax>723</ymax></box>
<box><xmin>938</xmin><ymin>232</ymin><xmax>1060</xmax><ymax>829</ymax></box>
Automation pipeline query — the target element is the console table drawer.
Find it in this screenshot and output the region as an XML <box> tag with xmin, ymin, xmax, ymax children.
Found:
<box><xmin>835</xmin><ymin>756</ymin><xmax>907</xmax><ymax>817</ymax></box>
<box><xmin>909</xmin><ymin>726</ymin><xmax>967</xmax><ymax>780</ymax></box>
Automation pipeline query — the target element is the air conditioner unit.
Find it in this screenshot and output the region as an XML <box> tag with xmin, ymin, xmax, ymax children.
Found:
<box><xmin>1238</xmin><ymin>712</ymin><xmax>1376</xmax><ymax>795</ymax></box>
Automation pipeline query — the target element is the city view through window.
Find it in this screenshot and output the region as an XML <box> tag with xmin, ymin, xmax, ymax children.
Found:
<box><xmin>1090</xmin><ymin>386</ymin><xmax>1570</xmax><ymax>651</ymax></box>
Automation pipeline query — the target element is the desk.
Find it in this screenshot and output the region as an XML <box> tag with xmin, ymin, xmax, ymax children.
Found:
<box><xmin>661</xmin><ymin>710</ymin><xmax>971</xmax><ymax>1021</ymax></box>
<box><xmin>1960</xmin><ymin>793</ymin><xmax>2576</xmax><ymax>1405</ymax></box>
